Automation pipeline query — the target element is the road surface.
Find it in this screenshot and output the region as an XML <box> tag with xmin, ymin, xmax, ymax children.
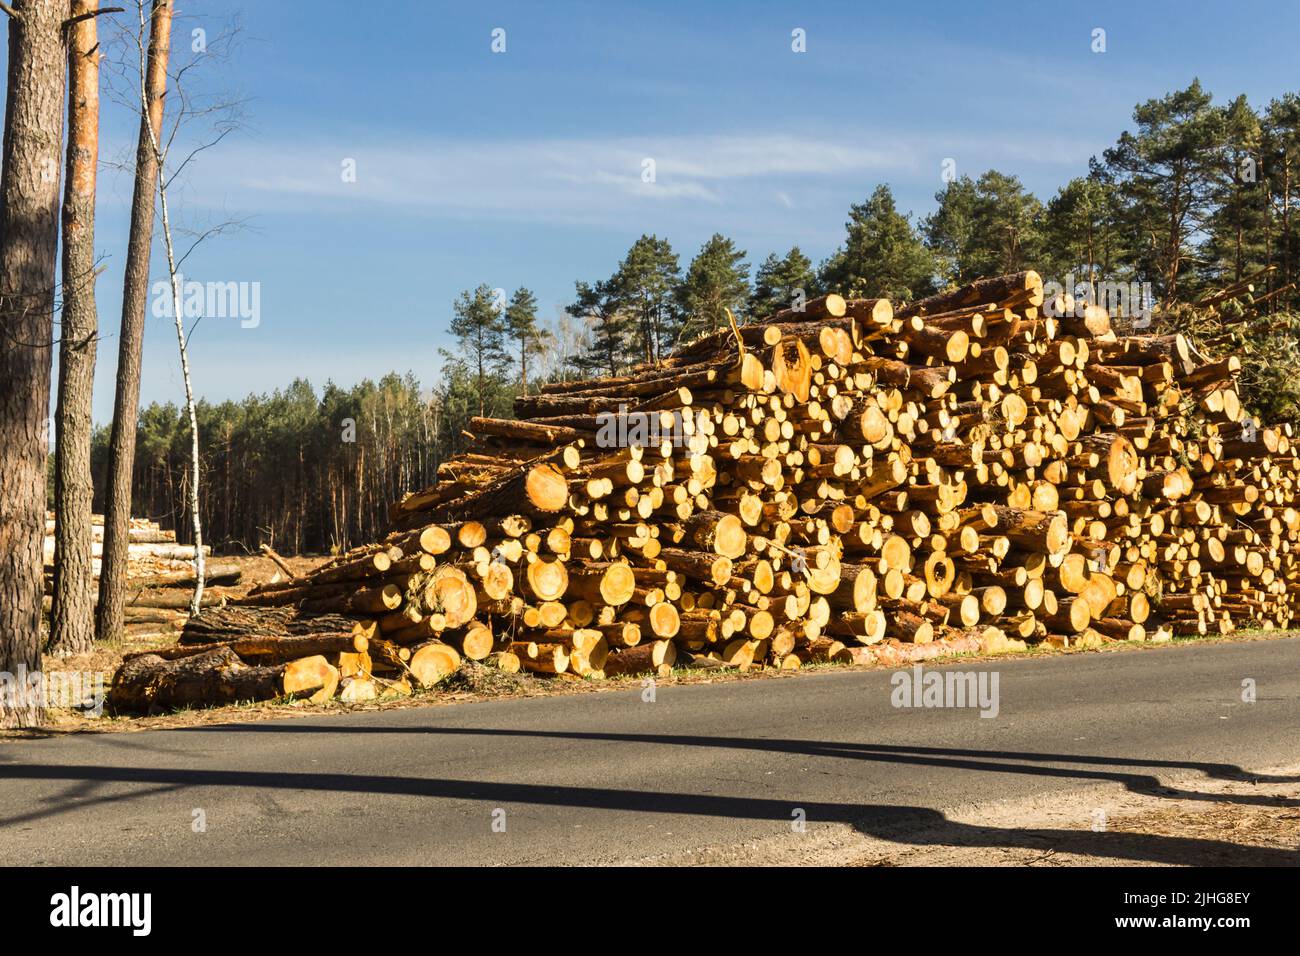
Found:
<box><xmin>2</xmin><ymin>638</ymin><xmax>1298</xmax><ymax>865</ymax></box>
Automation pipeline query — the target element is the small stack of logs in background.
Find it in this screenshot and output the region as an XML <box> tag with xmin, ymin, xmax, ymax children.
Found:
<box><xmin>43</xmin><ymin>513</ymin><xmax>239</xmax><ymax>639</ymax></box>
<box><xmin>109</xmin><ymin>269</ymin><xmax>1298</xmax><ymax>711</ymax></box>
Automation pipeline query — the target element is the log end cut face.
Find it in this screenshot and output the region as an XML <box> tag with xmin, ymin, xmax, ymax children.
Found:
<box><xmin>711</xmin><ymin>514</ymin><xmax>748</xmax><ymax>559</ymax></box>
<box><xmin>1107</xmin><ymin>436</ymin><xmax>1139</xmax><ymax>496</ymax></box>
<box><xmin>525</xmin><ymin>463</ymin><xmax>570</xmax><ymax>512</ymax></box>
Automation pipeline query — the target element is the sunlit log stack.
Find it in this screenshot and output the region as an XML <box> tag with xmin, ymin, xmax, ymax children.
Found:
<box><xmin>111</xmin><ymin>269</ymin><xmax>1299</xmax><ymax>709</ymax></box>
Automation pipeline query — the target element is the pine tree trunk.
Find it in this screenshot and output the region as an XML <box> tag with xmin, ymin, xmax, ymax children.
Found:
<box><xmin>97</xmin><ymin>0</ymin><xmax>172</xmax><ymax>642</ymax></box>
<box><xmin>1167</xmin><ymin>173</ymin><xmax>1182</xmax><ymax>300</ymax></box>
<box><xmin>1234</xmin><ymin>179</ymin><xmax>1244</xmax><ymax>283</ymax></box>
<box><xmin>1086</xmin><ymin>219</ymin><xmax>1094</xmax><ymax>289</ymax></box>
<box><xmin>1284</xmin><ymin>159</ymin><xmax>1292</xmax><ymax>296</ymax></box>
<box><xmin>50</xmin><ymin>0</ymin><xmax>101</xmax><ymax>658</ymax></box>
<box><xmin>0</xmin><ymin>0</ymin><xmax>67</xmax><ymax>727</ymax></box>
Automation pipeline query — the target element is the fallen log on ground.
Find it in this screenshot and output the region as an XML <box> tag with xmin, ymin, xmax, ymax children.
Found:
<box><xmin>109</xmin><ymin>647</ymin><xmax>339</xmax><ymax>711</ymax></box>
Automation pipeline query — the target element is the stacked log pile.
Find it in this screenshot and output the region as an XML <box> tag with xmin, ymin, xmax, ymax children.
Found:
<box><xmin>42</xmin><ymin>512</ymin><xmax>210</xmax><ymax>575</ymax></box>
<box><xmin>110</xmin><ymin>269</ymin><xmax>1298</xmax><ymax>710</ymax></box>
<box><xmin>44</xmin><ymin>513</ymin><xmax>237</xmax><ymax>636</ymax></box>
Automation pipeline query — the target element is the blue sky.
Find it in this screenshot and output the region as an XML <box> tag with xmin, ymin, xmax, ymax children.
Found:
<box><xmin>9</xmin><ymin>0</ymin><xmax>1300</xmax><ymax>420</ymax></box>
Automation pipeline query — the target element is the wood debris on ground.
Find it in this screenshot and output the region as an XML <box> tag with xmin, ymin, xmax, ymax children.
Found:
<box><xmin>43</xmin><ymin>512</ymin><xmax>237</xmax><ymax>638</ymax></box>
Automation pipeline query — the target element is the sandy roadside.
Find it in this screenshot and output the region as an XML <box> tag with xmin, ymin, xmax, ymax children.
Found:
<box><xmin>622</xmin><ymin>763</ymin><xmax>1300</xmax><ymax>866</ymax></box>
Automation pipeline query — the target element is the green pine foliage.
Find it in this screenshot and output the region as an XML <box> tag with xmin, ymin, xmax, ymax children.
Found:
<box><xmin>440</xmin><ymin>283</ymin><xmax>512</xmax><ymax>418</ymax></box>
<box><xmin>1101</xmin><ymin>79</ymin><xmax>1226</xmax><ymax>301</ymax></box>
<box><xmin>924</xmin><ymin>171</ymin><xmax>1044</xmax><ymax>286</ymax></box>
<box><xmin>819</xmin><ymin>185</ymin><xmax>938</xmax><ymax>301</ymax></box>
<box><xmin>611</xmin><ymin>234</ymin><xmax>681</xmax><ymax>365</ymax></box>
<box><xmin>675</xmin><ymin>233</ymin><xmax>750</xmax><ymax>341</ymax></box>
<box><xmin>503</xmin><ymin>286</ymin><xmax>550</xmax><ymax>395</ymax></box>
<box><xmin>750</xmin><ymin>246</ymin><xmax>816</xmax><ymax>320</ymax></box>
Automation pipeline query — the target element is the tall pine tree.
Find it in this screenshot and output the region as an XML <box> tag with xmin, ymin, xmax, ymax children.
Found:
<box><xmin>922</xmin><ymin>175</ymin><xmax>978</xmax><ymax>287</ymax></box>
<box><xmin>611</xmin><ymin>235</ymin><xmax>680</xmax><ymax>364</ymax></box>
<box><xmin>1101</xmin><ymin>79</ymin><xmax>1226</xmax><ymax>301</ymax></box>
<box><xmin>1264</xmin><ymin>94</ymin><xmax>1300</xmax><ymax>306</ymax></box>
<box><xmin>1042</xmin><ymin>175</ymin><xmax>1126</xmax><ymax>290</ymax></box>
<box><xmin>820</xmin><ymin>185</ymin><xmax>937</xmax><ymax>301</ymax></box>
<box><xmin>1205</xmin><ymin>95</ymin><xmax>1268</xmax><ymax>287</ymax></box>
<box><xmin>441</xmin><ymin>284</ymin><xmax>510</xmax><ymax>418</ymax></box>
<box><xmin>675</xmin><ymin>233</ymin><xmax>750</xmax><ymax>340</ymax></box>
<box><xmin>503</xmin><ymin>287</ymin><xmax>549</xmax><ymax>396</ymax></box>
<box><xmin>567</xmin><ymin>278</ymin><xmax>631</xmax><ymax>377</ymax></box>
<box><xmin>750</xmin><ymin>246</ymin><xmax>816</xmax><ymax>319</ymax></box>
<box><xmin>924</xmin><ymin>171</ymin><xmax>1044</xmax><ymax>285</ymax></box>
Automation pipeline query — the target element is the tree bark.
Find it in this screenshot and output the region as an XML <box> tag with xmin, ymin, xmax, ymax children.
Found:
<box><xmin>97</xmin><ymin>0</ymin><xmax>172</xmax><ymax>642</ymax></box>
<box><xmin>49</xmin><ymin>0</ymin><xmax>101</xmax><ymax>658</ymax></box>
<box><xmin>109</xmin><ymin>646</ymin><xmax>339</xmax><ymax>712</ymax></box>
<box><xmin>0</xmin><ymin>0</ymin><xmax>66</xmax><ymax>727</ymax></box>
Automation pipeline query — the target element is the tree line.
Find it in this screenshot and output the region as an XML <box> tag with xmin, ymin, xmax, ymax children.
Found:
<box><xmin>555</xmin><ymin>80</ymin><xmax>1300</xmax><ymax>381</ymax></box>
<box><xmin>84</xmin><ymin>375</ymin><xmax>442</xmax><ymax>557</ymax></box>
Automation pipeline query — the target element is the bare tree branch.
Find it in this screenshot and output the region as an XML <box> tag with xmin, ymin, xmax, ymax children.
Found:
<box><xmin>63</xmin><ymin>5</ymin><xmax>123</xmax><ymax>28</ymax></box>
<box><xmin>162</xmin><ymin>124</ymin><xmax>235</xmax><ymax>190</ymax></box>
<box><xmin>174</xmin><ymin>215</ymin><xmax>249</xmax><ymax>272</ymax></box>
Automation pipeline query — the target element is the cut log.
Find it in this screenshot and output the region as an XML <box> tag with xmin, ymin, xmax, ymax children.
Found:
<box><xmin>407</xmin><ymin>641</ymin><xmax>463</xmax><ymax>687</ymax></box>
<box><xmin>109</xmin><ymin>647</ymin><xmax>338</xmax><ymax>712</ymax></box>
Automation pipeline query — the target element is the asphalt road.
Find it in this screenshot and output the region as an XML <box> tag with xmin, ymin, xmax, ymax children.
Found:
<box><xmin>1</xmin><ymin>638</ymin><xmax>1298</xmax><ymax>865</ymax></box>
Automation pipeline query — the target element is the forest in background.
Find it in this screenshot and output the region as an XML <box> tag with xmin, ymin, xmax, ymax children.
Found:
<box><xmin>93</xmin><ymin>80</ymin><xmax>1300</xmax><ymax>554</ymax></box>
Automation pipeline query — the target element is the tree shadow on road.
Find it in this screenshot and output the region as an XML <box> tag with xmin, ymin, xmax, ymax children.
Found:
<box><xmin>171</xmin><ymin>722</ymin><xmax>1300</xmax><ymax>804</ymax></box>
<box><xmin>3</xmin><ymin>729</ymin><xmax>1297</xmax><ymax>865</ymax></box>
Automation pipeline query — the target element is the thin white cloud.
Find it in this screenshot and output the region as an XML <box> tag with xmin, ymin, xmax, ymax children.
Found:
<box><xmin>208</xmin><ymin>133</ymin><xmax>909</xmax><ymax>221</ymax></box>
<box><xmin>144</xmin><ymin>128</ymin><xmax>1099</xmax><ymax>231</ymax></box>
